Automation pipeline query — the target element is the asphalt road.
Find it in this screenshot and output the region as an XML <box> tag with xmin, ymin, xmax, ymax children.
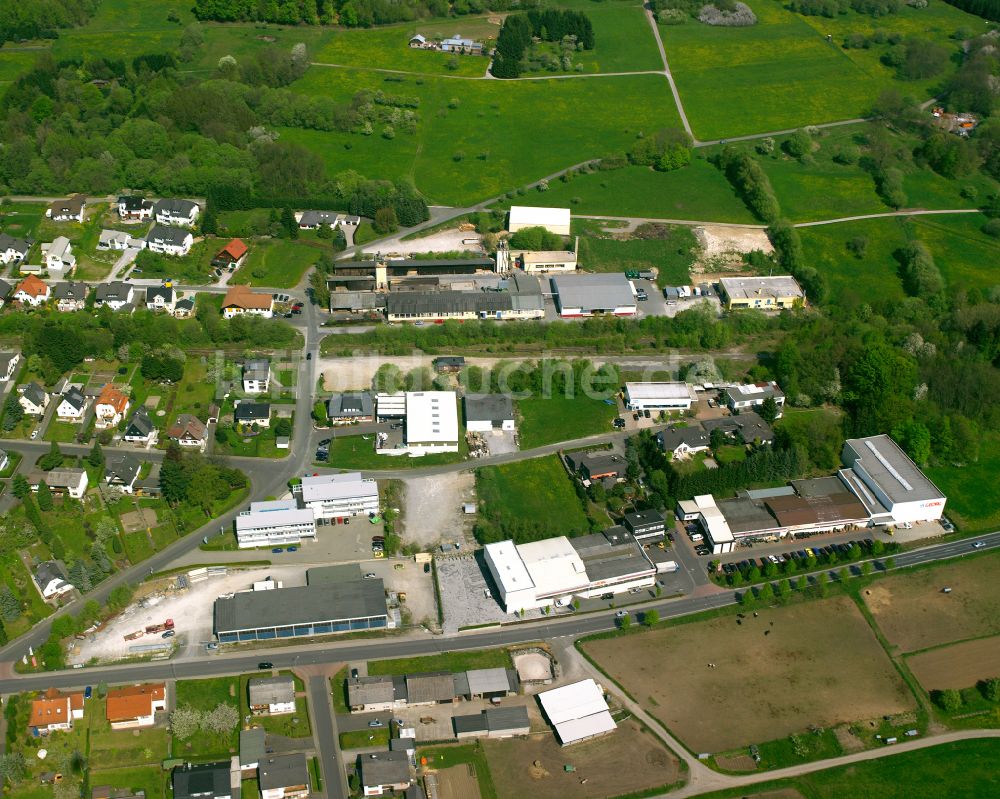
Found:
<box><xmin>309</xmin><ymin>675</ymin><xmax>348</xmax><ymax>799</ymax></box>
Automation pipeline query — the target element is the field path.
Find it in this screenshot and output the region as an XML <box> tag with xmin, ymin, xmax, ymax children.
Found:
<box><xmin>643</xmin><ymin>4</ymin><xmax>695</xmax><ymax>141</ymax></box>
<box><xmin>794</xmin><ymin>208</ymin><xmax>980</xmax><ymax>227</ymax></box>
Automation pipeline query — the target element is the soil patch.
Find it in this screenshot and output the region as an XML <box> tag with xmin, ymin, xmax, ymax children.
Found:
<box><xmin>908</xmin><ymin>635</ymin><xmax>1000</xmax><ymax>691</ymax></box>
<box><xmin>120</xmin><ymin>508</ymin><xmax>158</xmax><ymax>533</ymax></box>
<box><xmin>583</xmin><ymin>596</ymin><xmax>914</xmax><ymax>753</ymax></box>
<box><xmin>513</xmin><ymin>652</ymin><xmax>552</xmax><ymax>682</ymax></box>
<box><xmin>692</xmin><ymin>225</ymin><xmax>771</xmax><ymax>273</ymax></box>
<box><xmin>715</xmin><ymin>753</ymin><xmax>757</xmax><ymax>771</ymax></box>
<box><xmin>435</xmin><ymin>763</ymin><xmax>482</xmax><ymax>799</ymax></box>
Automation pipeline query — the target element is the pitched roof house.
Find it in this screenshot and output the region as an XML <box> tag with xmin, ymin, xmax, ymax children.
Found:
<box><xmin>212</xmin><ymin>238</ymin><xmax>248</xmax><ymax>266</ymax></box>
<box><xmin>46</xmin><ymin>194</ymin><xmax>86</xmax><ymax>222</ymax></box>
<box><xmin>168</xmin><ymin>413</ymin><xmax>208</xmax><ymax>448</ymax></box>
<box><xmin>94</xmin><ymin>385</ymin><xmax>130</xmax><ymax>429</ymax></box>
<box><xmin>259</xmin><ymin>754</ymin><xmax>310</xmax><ymax>799</ymax></box>
<box><xmin>0</xmin><ymin>232</ymin><xmax>33</xmax><ymax>265</ymax></box>
<box><xmin>117</xmin><ymin>195</ymin><xmax>154</xmax><ymax>222</ymax></box>
<box><xmin>145</xmin><ymin>284</ymin><xmax>176</xmax><ymax>311</ymax></box>
<box><xmin>19</xmin><ymin>381</ymin><xmax>49</xmax><ymax>415</ymax></box>
<box><xmin>34</xmin><ymin>561</ymin><xmax>74</xmax><ymax>600</ymax></box>
<box><xmin>13</xmin><ymin>275</ymin><xmax>50</xmax><ymax>306</ymax></box>
<box><xmin>173</xmin><ymin>297</ymin><xmax>196</xmax><ymax>318</ymax></box>
<box><xmin>234</xmin><ymin>401</ymin><xmax>271</xmax><ymax>427</ymax></box>
<box><xmin>172</xmin><ymin>763</ymin><xmax>231</xmax><ymax>799</ymax></box>
<box><xmin>56</xmin><ymin>385</ymin><xmax>89</xmax><ymax>421</ymax></box>
<box><xmin>0</xmin><ymin>350</ymin><xmax>21</xmax><ymax>382</ymax></box>
<box><xmin>105</xmin><ymin>452</ymin><xmax>142</xmax><ymax>493</ymax></box>
<box><xmin>146</xmin><ymin>225</ymin><xmax>193</xmax><ymax>256</ymax></box>
<box><xmin>243</xmin><ymin>358</ymin><xmax>270</xmax><ymax>393</ymax></box>
<box><xmin>248</xmin><ymin>676</ymin><xmax>296</xmax><ymax>716</ymax></box>
<box><xmin>29</xmin><ymin>688</ymin><xmax>84</xmax><ymax>734</ymax></box>
<box><xmin>123</xmin><ymin>406</ymin><xmax>156</xmax><ymax>445</ymax></box>
<box><xmin>106</xmin><ymin>683</ymin><xmax>167</xmax><ymax>729</ymax></box>
<box><xmin>153</xmin><ymin>198</ymin><xmax>200</xmax><ymax>227</ymax></box>
<box><xmin>94</xmin><ymin>281</ymin><xmax>135</xmax><ymax>311</ymax></box>
<box><xmin>222</xmin><ymin>285</ymin><xmax>273</xmax><ymax>319</ymax></box>
<box><xmin>53</xmin><ymin>280</ymin><xmax>89</xmax><ymax>311</ymax></box>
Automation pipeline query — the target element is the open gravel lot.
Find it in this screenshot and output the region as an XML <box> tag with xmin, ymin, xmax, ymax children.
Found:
<box><xmin>402</xmin><ymin>472</ymin><xmax>476</xmax><ymax>550</ymax></box>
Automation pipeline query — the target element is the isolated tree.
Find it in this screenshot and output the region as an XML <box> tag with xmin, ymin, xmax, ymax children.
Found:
<box><xmin>170</xmin><ymin>706</ymin><xmax>202</xmax><ymax>739</ymax></box>
<box><xmin>88</xmin><ymin>441</ymin><xmax>105</xmax><ymax>469</ymax></box>
<box><xmin>644</xmin><ymin>609</ymin><xmax>660</xmax><ymax>627</ymax></box>
<box><xmin>936</xmin><ymin>688</ymin><xmax>962</xmax><ymax>713</ymax></box>
<box><xmin>205</xmin><ymin>703</ymin><xmax>240</xmax><ymax>734</ymax></box>
<box><xmin>984</xmin><ymin>678</ymin><xmax>1000</xmax><ymax>703</ymax></box>
<box><xmin>617</xmin><ymin>614</ymin><xmax>631</xmax><ymax>630</ymax></box>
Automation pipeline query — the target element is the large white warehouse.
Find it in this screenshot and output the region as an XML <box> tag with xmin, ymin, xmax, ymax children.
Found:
<box><xmin>508</xmin><ymin>205</ymin><xmax>571</xmax><ymax>236</ymax></box>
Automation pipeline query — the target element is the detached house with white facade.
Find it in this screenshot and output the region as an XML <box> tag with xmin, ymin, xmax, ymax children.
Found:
<box><xmin>123</xmin><ymin>406</ymin><xmax>157</xmax><ymax>446</ymax></box>
<box><xmin>41</xmin><ymin>236</ymin><xmax>77</xmax><ymax>277</ymax></box>
<box><xmin>145</xmin><ymin>285</ymin><xmax>176</xmax><ymax>312</ymax></box>
<box><xmin>19</xmin><ymin>382</ymin><xmax>49</xmax><ymax>416</ymax></box>
<box><xmin>53</xmin><ymin>281</ymin><xmax>88</xmax><ymax>311</ymax></box>
<box><xmin>46</xmin><ymin>194</ymin><xmax>86</xmax><ymax>223</ymax></box>
<box><xmin>147</xmin><ymin>225</ymin><xmax>193</xmax><ymax>256</ymax></box>
<box><xmin>94</xmin><ymin>384</ymin><xmax>130</xmax><ymax>429</ymax></box>
<box><xmin>57</xmin><ymin>385</ymin><xmax>89</xmax><ymax>422</ymax></box>
<box><xmin>13</xmin><ymin>275</ymin><xmax>50</xmax><ymax>306</ymax></box>
<box><xmin>94</xmin><ymin>281</ymin><xmax>135</xmax><ymax>312</ymax></box>
<box><xmin>97</xmin><ymin>229</ymin><xmax>146</xmax><ymax>252</ymax></box>
<box><xmin>243</xmin><ymin>358</ymin><xmax>271</xmax><ymax>393</ymax></box>
<box><xmin>153</xmin><ymin>199</ymin><xmax>200</xmax><ymax>227</ymax></box>
<box><xmin>0</xmin><ymin>233</ymin><xmax>32</xmax><ymax>267</ymax></box>
<box><xmin>117</xmin><ymin>195</ymin><xmax>154</xmax><ymax>222</ymax></box>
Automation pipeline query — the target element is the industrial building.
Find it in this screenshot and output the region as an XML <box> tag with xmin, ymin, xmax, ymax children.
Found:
<box><xmin>496</xmin><ymin>237</ymin><xmax>579</xmax><ymax>273</ymax></box>
<box><xmin>624</xmin><ymin>382</ymin><xmax>698</xmax><ymax>412</ymax></box>
<box><xmin>718</xmin><ymin>275</ymin><xmax>804</xmax><ymax>310</ymax></box>
<box><xmin>464</xmin><ymin>393</ymin><xmax>515</xmax><ymax>432</ymax></box>
<box><xmin>384</xmin><ymin>273</ymin><xmax>544</xmax><ymax>323</ymax></box>
<box><xmin>622</xmin><ymin>509</ymin><xmax>667</xmax><ymax>541</ymax></box>
<box><xmin>295</xmin><ymin>472</ymin><xmax>380</xmax><ymax>520</ymax></box>
<box><xmin>508</xmin><ymin>205</ymin><xmax>572</xmax><ymax>236</ymax></box>
<box><xmin>375</xmin><ymin>391</ymin><xmax>459</xmax><ymax>456</ymax></box>
<box><xmin>483</xmin><ymin>530</ymin><xmax>656</xmax><ymax>614</ymax></box>
<box><xmin>538</xmin><ymin>679</ymin><xmax>617</xmax><ymax>746</ymax></box>
<box><xmin>213</xmin><ymin>569</ymin><xmax>387</xmax><ymax>643</ymax></box>
<box><xmin>235</xmin><ymin>500</ymin><xmax>317</xmax><ymax>549</ymax></box>
<box><xmin>331</xmin><ymin>256</ymin><xmax>496</xmax><ymax>291</ymax></box>
<box><xmin>347</xmin><ymin>668</ymin><xmax>519</xmax><ymax>712</ymax></box>
<box><xmin>552</xmin><ymin>273</ymin><xmax>637</xmax><ymax>317</ymax></box>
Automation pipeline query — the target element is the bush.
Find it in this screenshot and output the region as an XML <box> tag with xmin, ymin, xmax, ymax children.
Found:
<box><xmin>698</xmin><ymin>1</ymin><xmax>758</xmax><ymax>25</ymax></box>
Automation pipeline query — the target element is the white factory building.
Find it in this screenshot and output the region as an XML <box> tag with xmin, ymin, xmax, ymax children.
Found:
<box><xmin>235</xmin><ymin>500</ymin><xmax>318</xmax><ymax>549</ymax></box>
<box><xmin>375</xmin><ymin>391</ymin><xmax>460</xmax><ymax>456</ymax></box>
<box><xmin>296</xmin><ymin>473</ymin><xmax>380</xmax><ymax>521</ymax></box>
<box><xmin>840</xmin><ymin>434</ymin><xmax>947</xmax><ymax>525</ymax></box>
<box><xmin>483</xmin><ymin>531</ymin><xmax>656</xmax><ymax>614</ymax></box>
<box><xmin>624</xmin><ymin>382</ymin><xmax>698</xmax><ymax>412</ymax></box>
<box><xmin>507</xmin><ymin>205</ymin><xmax>571</xmax><ymax>237</ymax></box>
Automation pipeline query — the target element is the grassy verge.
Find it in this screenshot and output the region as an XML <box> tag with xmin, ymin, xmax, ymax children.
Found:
<box><xmin>368</xmin><ymin>647</ymin><xmax>513</xmax><ymax>676</ymax></box>
<box><xmin>339</xmin><ymin>728</ymin><xmax>390</xmax><ymax>749</ymax></box>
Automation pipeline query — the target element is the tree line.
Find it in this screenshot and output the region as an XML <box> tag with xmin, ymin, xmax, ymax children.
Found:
<box><xmin>193</xmin><ymin>0</ymin><xmax>534</xmax><ymax>27</ymax></box>
<box><xmin>492</xmin><ymin>9</ymin><xmax>594</xmax><ymax>78</ymax></box>
<box><xmin>0</xmin><ymin>0</ymin><xmax>97</xmax><ymax>44</ymax></box>
<box><xmin>940</xmin><ymin>0</ymin><xmax>1000</xmax><ymax>21</ymax></box>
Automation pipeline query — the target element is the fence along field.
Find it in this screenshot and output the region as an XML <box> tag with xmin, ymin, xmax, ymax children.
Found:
<box><xmin>582</xmin><ymin>596</ymin><xmax>914</xmax><ymax>753</ymax></box>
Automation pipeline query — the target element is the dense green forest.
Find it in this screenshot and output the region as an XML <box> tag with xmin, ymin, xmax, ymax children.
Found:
<box><xmin>0</xmin><ymin>0</ymin><xmax>98</xmax><ymax>44</ymax></box>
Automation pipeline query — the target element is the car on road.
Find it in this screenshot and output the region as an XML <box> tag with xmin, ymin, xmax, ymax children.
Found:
<box><xmin>973</xmin><ymin>541</ymin><xmax>986</xmax><ymax>549</ymax></box>
<box><xmin>162</xmin><ymin>630</ymin><xmax>175</xmax><ymax>638</ymax></box>
<box><xmin>368</xmin><ymin>719</ymin><xmax>384</xmax><ymax>728</ymax></box>
<box><xmin>305</xmin><ymin>351</ymin><xmax>311</xmax><ymax>358</ymax></box>
<box><xmin>258</xmin><ymin>662</ymin><xmax>273</xmax><ymax>670</ymax></box>
<box><xmin>363</xmin><ymin>572</ymin><xmax>376</xmax><ymax>579</ymax></box>
<box><xmin>615</xmin><ymin>610</ymin><xmax>629</xmax><ymax>618</ymax></box>
<box><xmin>271</xmin><ymin>547</ymin><xmax>284</xmax><ymax>554</ymax></box>
<box><xmin>84</xmin><ymin>686</ymin><xmax>92</xmax><ymax>700</ymax></box>
<box><xmin>287</xmin><ymin>546</ymin><xmax>297</xmax><ymax>552</ymax></box>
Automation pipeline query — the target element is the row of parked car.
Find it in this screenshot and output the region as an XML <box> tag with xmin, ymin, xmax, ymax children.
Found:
<box><xmin>719</xmin><ymin>538</ymin><xmax>879</xmax><ymax>577</ymax></box>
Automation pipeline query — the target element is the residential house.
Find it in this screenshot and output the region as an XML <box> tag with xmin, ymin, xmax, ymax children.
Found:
<box><xmin>243</xmin><ymin>358</ymin><xmax>271</xmax><ymax>393</ymax></box>
<box><xmin>171</xmin><ymin>763</ymin><xmax>231</xmax><ymax>799</ymax></box>
<box><xmin>408</xmin><ymin>34</ymin><xmax>427</xmax><ymax>47</ymax></box>
<box><xmin>123</xmin><ymin>406</ymin><xmax>157</xmax><ymax>446</ymax></box>
<box><xmin>701</xmin><ymin>412</ymin><xmax>774</xmax><ymax>445</ymax></box>
<box><xmin>105</xmin><ymin>683</ymin><xmax>167</xmax><ymax>729</ymax></box>
<box><xmin>167</xmin><ymin>413</ymin><xmax>208</xmax><ymax>449</ymax></box>
<box><xmin>19</xmin><ymin>381</ymin><xmax>49</xmax><ymax>415</ymax></box>
<box><xmin>117</xmin><ymin>195</ymin><xmax>154</xmax><ymax>222</ymax></box>
<box><xmin>723</xmin><ymin>382</ymin><xmax>785</xmax><ymax>418</ymax></box>
<box><xmin>146</xmin><ymin>225</ymin><xmax>193</xmax><ymax>257</ymax></box>
<box><xmin>29</xmin><ymin>688</ymin><xmax>84</xmax><ymax>735</ymax></box>
<box><xmin>432</xmin><ymin>356</ymin><xmax>465</xmax><ymax>373</ymax></box>
<box><xmin>565</xmin><ymin>450</ymin><xmax>627</xmax><ymax>483</ymax></box>
<box><xmin>105</xmin><ymin>452</ymin><xmax>142</xmax><ymax>494</ymax></box>
<box><xmin>33</xmin><ymin>562</ymin><xmax>75</xmax><ymax>600</ymax></box>
<box><xmin>173</xmin><ymin>297</ymin><xmax>196</xmax><ymax>318</ymax></box>
<box><xmin>13</xmin><ymin>275</ymin><xmax>50</xmax><ymax>306</ymax></box>
<box><xmin>94</xmin><ymin>281</ymin><xmax>135</xmax><ymax>312</ymax></box>
<box><xmin>212</xmin><ymin>238</ymin><xmax>248</xmax><ymax>268</ymax></box>
<box><xmin>41</xmin><ymin>236</ymin><xmax>77</xmax><ymax>277</ymax></box>
<box><xmin>0</xmin><ymin>350</ymin><xmax>20</xmax><ymax>381</ymax></box>
<box><xmin>346</xmin><ymin>676</ymin><xmax>398</xmax><ymax>713</ymax></box>
<box><xmin>259</xmin><ymin>754</ymin><xmax>309</xmax><ymax>799</ymax></box>
<box><xmin>94</xmin><ymin>384</ymin><xmax>130</xmax><ymax>429</ymax></box>
<box><xmin>248</xmin><ymin>676</ymin><xmax>296</xmax><ymax>716</ymax></box>
<box><xmin>53</xmin><ymin>281</ymin><xmax>88</xmax><ymax>311</ymax></box>
<box><xmin>0</xmin><ymin>233</ymin><xmax>32</xmax><ymax>266</ymax></box>
<box><xmin>235</xmin><ymin>401</ymin><xmax>270</xmax><ymax>428</ymax></box>
<box><xmin>153</xmin><ymin>198</ymin><xmax>200</xmax><ymax>227</ymax></box>
<box><xmin>297</xmin><ymin>210</ymin><xmax>340</xmax><ymax>229</ymax></box>
<box><xmin>97</xmin><ymin>230</ymin><xmax>145</xmax><ymax>252</ymax></box>
<box><xmin>145</xmin><ymin>285</ymin><xmax>176</xmax><ymax>312</ymax></box>
<box><xmin>31</xmin><ymin>468</ymin><xmax>89</xmax><ymax>499</ymax></box>
<box><xmin>56</xmin><ymin>385</ymin><xmax>89</xmax><ymax>422</ymax></box>
<box><xmin>656</xmin><ymin>425</ymin><xmax>711</xmax><ymax>460</ymax></box>
<box><xmin>222</xmin><ymin>285</ymin><xmax>273</xmax><ymax>319</ymax></box>
<box><xmin>357</xmin><ymin>751</ymin><xmax>412</xmax><ymax>797</ymax></box>
<box><xmin>239</xmin><ymin>727</ymin><xmax>266</xmax><ymax>772</ymax></box>
<box><xmin>326</xmin><ymin>392</ymin><xmax>374</xmax><ymax>424</ymax></box>
<box><xmin>46</xmin><ymin>194</ymin><xmax>86</xmax><ymax>223</ymax></box>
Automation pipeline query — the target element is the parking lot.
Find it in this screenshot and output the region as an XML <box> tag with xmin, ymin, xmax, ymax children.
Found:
<box><xmin>435</xmin><ymin>553</ymin><xmax>547</xmax><ymax>633</ymax></box>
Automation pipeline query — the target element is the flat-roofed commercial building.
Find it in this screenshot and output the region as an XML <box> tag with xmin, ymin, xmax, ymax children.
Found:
<box><xmin>719</xmin><ymin>275</ymin><xmax>804</xmax><ymax>310</ymax></box>
<box><xmin>552</xmin><ymin>273</ymin><xmax>637</xmax><ymax>317</ymax></box>
<box><xmin>624</xmin><ymin>382</ymin><xmax>698</xmax><ymax>412</ymax></box>
<box><xmin>376</xmin><ymin>391</ymin><xmax>460</xmax><ymax>457</ymax></box>
<box><xmin>841</xmin><ymin>434</ymin><xmax>946</xmax><ymax>525</ymax></box>
<box><xmin>508</xmin><ymin>205</ymin><xmax>571</xmax><ymax>236</ymax></box>
<box><xmin>235</xmin><ymin>500</ymin><xmax>317</xmax><ymax>549</ymax></box>
<box><xmin>297</xmin><ymin>472</ymin><xmax>380</xmax><ymax>520</ymax></box>
<box><xmin>214</xmin><ymin>577</ymin><xmax>387</xmax><ymax>643</ymax></box>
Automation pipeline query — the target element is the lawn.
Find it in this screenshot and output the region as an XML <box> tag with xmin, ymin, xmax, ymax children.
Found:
<box><xmin>498</xmin><ymin>159</ymin><xmax>756</xmax><ymax>223</ymax></box>
<box><xmin>476</xmin><ymin>455</ymin><xmax>590</xmax><ymax>540</ymax></box>
<box><xmin>579</xmin><ymin>228</ymin><xmax>698</xmax><ymax>287</ymax></box>
<box><xmin>517</xmin><ymin>396</ymin><xmax>616</xmax><ymax>449</ymax></box>
<box><xmin>173</xmin><ymin>676</ymin><xmax>241</xmax><ymax>758</ymax></box>
<box><xmin>214</xmin><ymin>423</ymin><xmax>290</xmax><ymax>458</ymax></box>
<box><xmin>0</xmin><ymin>48</ymin><xmax>40</xmax><ymax>88</ymax></box>
<box><xmin>230</xmin><ymin>239</ymin><xmax>323</xmax><ymax>289</ymax></box>
<box><xmin>863</xmin><ymin>549</ymin><xmax>1000</xmax><ymax>655</ymax></box>
<box><xmin>582</xmin><ymin>595</ymin><xmax>915</xmax><ymax>753</ymax></box>
<box><xmin>660</xmin><ymin>0</ymin><xmax>977</xmax><ymax>140</ymax></box>
<box><xmin>368</xmin><ymin>647</ymin><xmax>513</xmax><ymax>676</ymax></box>
<box><xmin>289</xmin><ymin>67</ymin><xmax>681</xmax><ymax>205</ymax></box>
<box><xmin>323</xmin><ymin>432</ymin><xmax>468</xmax><ymax>469</ymax></box>
<box><xmin>44</xmin><ymin>420</ymin><xmax>87</xmax><ymax>444</ymax></box>
<box><xmin>906</xmin><ymin>214</ymin><xmax>1000</xmax><ymax>292</ymax></box>
<box><xmin>694</xmin><ymin>738</ymin><xmax>1000</xmax><ymax>798</ymax></box>
<box><xmin>418</xmin><ymin>743</ymin><xmax>498</xmax><ymax>799</ymax></box>
<box><xmin>339</xmin><ymin>728</ymin><xmax>390</xmax><ymax>749</ymax></box>
<box><xmin>0</xmin><ymin>201</ymin><xmax>47</xmax><ymax>238</ymax></box>
<box><xmin>926</xmin><ymin>432</ymin><xmax>1000</xmax><ymax>534</ymax></box>
<box><xmin>88</xmin><ymin>767</ymin><xmax>166</xmax><ymax>799</ymax></box>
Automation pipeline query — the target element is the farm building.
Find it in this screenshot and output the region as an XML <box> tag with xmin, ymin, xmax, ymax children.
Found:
<box><xmin>624</xmin><ymin>382</ymin><xmax>698</xmax><ymax>412</ymax></box>
<box><xmin>508</xmin><ymin>206</ymin><xmax>571</xmax><ymax>236</ymax></box>
<box><xmin>718</xmin><ymin>275</ymin><xmax>803</xmax><ymax>310</ymax></box>
<box><xmin>464</xmin><ymin>393</ymin><xmax>515</xmax><ymax>432</ymax></box>
<box><xmin>347</xmin><ymin>676</ymin><xmax>400</xmax><ymax>713</ymax></box>
<box><xmin>538</xmin><ymin>679</ymin><xmax>617</xmax><ymax>746</ymax></box>
<box><xmin>552</xmin><ymin>273</ymin><xmax>636</xmax><ymax>317</ymax></box>
<box><xmin>453</xmin><ymin>706</ymin><xmax>530</xmax><ymax>739</ymax></box>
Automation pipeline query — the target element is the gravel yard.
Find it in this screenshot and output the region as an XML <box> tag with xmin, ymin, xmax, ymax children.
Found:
<box><xmin>402</xmin><ymin>472</ymin><xmax>476</xmax><ymax>550</ymax></box>
<box><xmin>365</xmin><ymin>228</ymin><xmax>484</xmax><ymax>256</ymax></box>
<box><xmin>435</xmin><ymin>554</ymin><xmax>546</xmax><ymax>633</ymax></box>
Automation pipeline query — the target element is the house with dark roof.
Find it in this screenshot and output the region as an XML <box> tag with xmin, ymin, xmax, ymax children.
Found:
<box><xmin>19</xmin><ymin>381</ymin><xmax>49</xmax><ymax>416</ymax></box>
<box><xmin>566</xmin><ymin>450</ymin><xmax>626</xmax><ymax>482</ymax></box>
<box><xmin>53</xmin><ymin>280</ymin><xmax>89</xmax><ymax>311</ymax></box>
<box><xmin>56</xmin><ymin>385</ymin><xmax>89</xmax><ymax>421</ymax></box>
<box><xmin>46</xmin><ymin>194</ymin><xmax>86</xmax><ymax>223</ymax></box>
<box><xmin>243</xmin><ymin>358</ymin><xmax>270</xmax><ymax>393</ymax></box>
<box><xmin>464</xmin><ymin>393</ymin><xmax>515</xmax><ymax>432</ymax></box>
<box><xmin>105</xmin><ymin>452</ymin><xmax>142</xmax><ymax>494</ymax></box>
<box><xmin>94</xmin><ymin>281</ymin><xmax>135</xmax><ymax>312</ymax></box>
<box><xmin>357</xmin><ymin>751</ymin><xmax>412</xmax><ymax>797</ymax></box>
<box><xmin>0</xmin><ymin>232</ymin><xmax>33</xmax><ymax>266</ymax></box>
<box><xmin>656</xmin><ymin>425</ymin><xmax>711</xmax><ymax>460</ymax></box>
<box><xmin>124</xmin><ymin>406</ymin><xmax>157</xmax><ymax>445</ymax></box>
<box><xmin>235</xmin><ymin>402</ymin><xmax>271</xmax><ymax>428</ymax></box>
<box><xmin>297</xmin><ymin>210</ymin><xmax>340</xmax><ymax>229</ymax></box>
<box><xmin>145</xmin><ymin>285</ymin><xmax>176</xmax><ymax>312</ymax></box>
<box><xmin>153</xmin><ymin>198</ymin><xmax>200</xmax><ymax>227</ymax></box>
<box><xmin>327</xmin><ymin>392</ymin><xmax>374</xmax><ymax>424</ymax></box>
<box><xmin>173</xmin><ymin>297</ymin><xmax>196</xmax><ymax>318</ymax></box>
<box><xmin>168</xmin><ymin>413</ymin><xmax>208</xmax><ymax>449</ymax></box>
<box><xmin>702</xmin><ymin>412</ymin><xmax>774</xmax><ymax>445</ymax></box>
<box><xmin>259</xmin><ymin>754</ymin><xmax>309</xmax><ymax>799</ymax></box>
<box><xmin>171</xmin><ymin>763</ymin><xmax>231</xmax><ymax>799</ymax></box>
<box><xmin>432</xmin><ymin>356</ymin><xmax>465</xmax><ymax>373</ymax></box>
<box><xmin>147</xmin><ymin>225</ymin><xmax>193</xmax><ymax>257</ymax></box>
<box><xmin>34</xmin><ymin>561</ymin><xmax>74</xmax><ymax>600</ymax></box>
<box><xmin>117</xmin><ymin>195</ymin><xmax>154</xmax><ymax>222</ymax></box>
<box><xmin>0</xmin><ymin>278</ymin><xmax>12</xmax><ymax>307</ymax></box>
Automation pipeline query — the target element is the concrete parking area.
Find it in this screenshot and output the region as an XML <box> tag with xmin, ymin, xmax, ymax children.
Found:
<box><xmin>435</xmin><ymin>553</ymin><xmax>545</xmax><ymax>633</ymax></box>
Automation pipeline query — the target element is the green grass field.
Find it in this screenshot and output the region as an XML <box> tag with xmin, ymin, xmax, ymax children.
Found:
<box><xmin>579</xmin><ymin>227</ymin><xmax>698</xmax><ymax>286</ymax></box>
<box><xmin>174</xmin><ymin>676</ymin><xmax>241</xmax><ymax>758</ymax></box>
<box><xmin>926</xmin><ymin>432</ymin><xmax>1000</xmax><ymax>534</ymax></box>
<box><xmin>323</xmin><ymin>433</ymin><xmax>468</xmax><ymax>469</ymax></box>
<box><xmin>231</xmin><ymin>239</ymin><xmax>322</xmax><ymax>289</ymax></box>
<box><xmin>906</xmin><ymin>214</ymin><xmax>1000</xmax><ymax>290</ymax></box>
<box><xmin>340</xmin><ymin>728</ymin><xmax>390</xmax><ymax>749</ymax></box>
<box><xmin>368</xmin><ymin>647</ymin><xmax>513</xmax><ymax>676</ymax></box>
<box><xmin>660</xmin><ymin>0</ymin><xmax>978</xmax><ymax>140</ymax></box>
<box><xmin>517</xmin><ymin>396</ymin><xmax>616</xmax><ymax>449</ymax></box>
<box><xmin>290</xmin><ymin>68</ymin><xmax>681</xmax><ymax>205</ymax></box>
<box><xmin>498</xmin><ymin>159</ymin><xmax>756</xmax><ymax>222</ymax></box>
<box><xmin>476</xmin><ymin>454</ymin><xmax>590</xmax><ymax>538</ymax></box>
